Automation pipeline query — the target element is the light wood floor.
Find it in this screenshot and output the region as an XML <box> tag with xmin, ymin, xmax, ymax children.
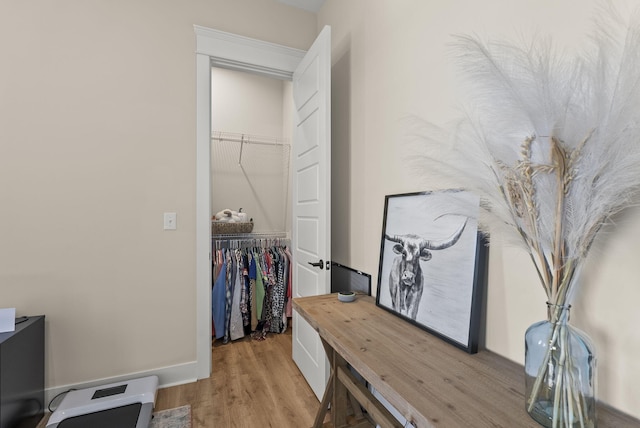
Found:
<box><xmin>37</xmin><ymin>329</ymin><xmax>322</xmax><ymax>428</ymax></box>
<box><xmin>156</xmin><ymin>329</ymin><xmax>322</xmax><ymax>427</ymax></box>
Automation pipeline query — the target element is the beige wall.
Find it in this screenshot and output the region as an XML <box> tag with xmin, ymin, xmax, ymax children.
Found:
<box><xmin>0</xmin><ymin>0</ymin><xmax>316</xmax><ymax>391</ymax></box>
<box><xmin>3</xmin><ymin>0</ymin><xmax>639</xmax><ymax>419</ymax></box>
<box><xmin>320</xmin><ymin>0</ymin><xmax>640</xmax><ymax>418</ymax></box>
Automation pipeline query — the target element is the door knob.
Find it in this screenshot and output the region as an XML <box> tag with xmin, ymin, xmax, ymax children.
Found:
<box><xmin>308</xmin><ymin>259</ymin><xmax>324</xmax><ymax>269</ymax></box>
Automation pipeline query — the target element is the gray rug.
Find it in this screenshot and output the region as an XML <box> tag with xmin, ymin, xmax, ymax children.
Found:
<box><xmin>150</xmin><ymin>405</ymin><xmax>191</xmax><ymax>428</ymax></box>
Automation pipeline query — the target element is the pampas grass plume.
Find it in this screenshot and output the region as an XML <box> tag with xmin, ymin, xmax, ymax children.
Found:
<box><xmin>407</xmin><ymin>3</ymin><xmax>640</xmax><ymax>302</ymax></box>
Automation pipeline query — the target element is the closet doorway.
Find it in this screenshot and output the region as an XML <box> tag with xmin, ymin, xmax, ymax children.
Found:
<box><xmin>210</xmin><ymin>66</ymin><xmax>294</xmax><ymax>350</ymax></box>
<box><xmin>195</xmin><ymin>25</ymin><xmax>332</xmax><ymax>400</ymax></box>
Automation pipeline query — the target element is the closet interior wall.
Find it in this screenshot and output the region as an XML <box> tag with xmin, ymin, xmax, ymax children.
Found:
<box><xmin>210</xmin><ymin>67</ymin><xmax>293</xmax><ymax>236</ymax></box>
<box><xmin>211</xmin><ymin>131</ymin><xmax>291</xmax><ymax>234</ymax></box>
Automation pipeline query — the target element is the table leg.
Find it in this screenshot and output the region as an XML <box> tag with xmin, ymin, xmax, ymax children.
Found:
<box><xmin>349</xmin><ymin>392</ymin><xmax>364</xmax><ymax>420</ymax></box>
<box><xmin>331</xmin><ymin>352</ymin><xmax>349</xmax><ymax>427</ymax></box>
<box><xmin>312</xmin><ymin>370</ymin><xmax>334</xmax><ymax>428</ymax></box>
<box><xmin>316</xmin><ymin>339</ymin><xmax>373</xmax><ymax>428</ymax></box>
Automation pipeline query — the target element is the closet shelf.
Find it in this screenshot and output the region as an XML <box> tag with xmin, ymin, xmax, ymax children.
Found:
<box><xmin>212</xmin><ymin>131</ymin><xmax>290</xmax><ymax>165</ymax></box>
<box><xmin>211</xmin><ymin>131</ymin><xmax>290</xmax><ymax>147</ymax></box>
<box><xmin>212</xmin><ymin>231</ymin><xmax>288</xmax><ymax>239</ymax></box>
<box><xmin>212</xmin><ymin>232</ymin><xmax>289</xmax><ymax>249</ymax></box>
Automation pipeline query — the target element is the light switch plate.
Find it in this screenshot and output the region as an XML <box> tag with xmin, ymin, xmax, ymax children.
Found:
<box><xmin>164</xmin><ymin>212</ymin><xmax>177</xmax><ymax>230</ymax></box>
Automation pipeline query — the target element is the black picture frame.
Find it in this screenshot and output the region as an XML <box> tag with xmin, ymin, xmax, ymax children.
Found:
<box><xmin>375</xmin><ymin>190</ymin><xmax>487</xmax><ymax>353</ymax></box>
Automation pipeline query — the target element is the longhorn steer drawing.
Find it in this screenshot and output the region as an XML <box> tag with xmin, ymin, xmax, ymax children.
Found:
<box><xmin>385</xmin><ymin>219</ymin><xmax>468</xmax><ymax>320</ymax></box>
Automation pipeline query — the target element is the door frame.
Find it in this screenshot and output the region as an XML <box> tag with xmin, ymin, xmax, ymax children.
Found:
<box><xmin>194</xmin><ymin>26</ymin><xmax>306</xmax><ymax>379</ymax></box>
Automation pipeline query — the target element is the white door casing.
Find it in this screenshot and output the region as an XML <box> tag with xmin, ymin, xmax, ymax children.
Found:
<box><xmin>291</xmin><ymin>25</ymin><xmax>332</xmax><ymax>401</ymax></box>
<box><xmin>194</xmin><ymin>26</ymin><xmax>332</xmax><ymax>398</ymax></box>
<box><xmin>195</xmin><ymin>26</ymin><xmax>305</xmax><ymax>379</ymax></box>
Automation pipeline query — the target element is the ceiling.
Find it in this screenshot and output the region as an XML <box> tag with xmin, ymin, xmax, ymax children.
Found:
<box><xmin>277</xmin><ymin>0</ymin><xmax>326</xmax><ymax>13</ymax></box>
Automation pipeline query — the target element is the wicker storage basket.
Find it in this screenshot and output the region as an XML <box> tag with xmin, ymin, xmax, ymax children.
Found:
<box><xmin>211</xmin><ymin>221</ymin><xmax>254</xmax><ymax>235</ymax></box>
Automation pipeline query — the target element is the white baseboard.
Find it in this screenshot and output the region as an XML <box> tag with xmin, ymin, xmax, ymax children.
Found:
<box><xmin>44</xmin><ymin>361</ymin><xmax>199</xmax><ymax>411</ymax></box>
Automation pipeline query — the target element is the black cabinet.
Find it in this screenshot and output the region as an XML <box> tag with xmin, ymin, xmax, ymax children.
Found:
<box><xmin>0</xmin><ymin>316</ymin><xmax>45</xmax><ymax>428</ymax></box>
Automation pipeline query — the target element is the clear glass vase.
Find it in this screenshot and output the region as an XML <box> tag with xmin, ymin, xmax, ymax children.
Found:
<box><xmin>524</xmin><ymin>303</ymin><xmax>597</xmax><ymax>427</ymax></box>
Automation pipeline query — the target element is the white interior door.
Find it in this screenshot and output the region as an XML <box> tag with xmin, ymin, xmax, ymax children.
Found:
<box><xmin>291</xmin><ymin>25</ymin><xmax>331</xmax><ymax>401</ymax></box>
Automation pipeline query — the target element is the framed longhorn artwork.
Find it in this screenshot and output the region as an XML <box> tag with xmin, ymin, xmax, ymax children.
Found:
<box><xmin>376</xmin><ymin>190</ymin><xmax>487</xmax><ymax>353</ymax></box>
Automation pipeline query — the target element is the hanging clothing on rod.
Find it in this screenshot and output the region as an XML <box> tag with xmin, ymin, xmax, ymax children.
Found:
<box><xmin>211</xmin><ymin>235</ymin><xmax>292</xmax><ymax>344</ymax></box>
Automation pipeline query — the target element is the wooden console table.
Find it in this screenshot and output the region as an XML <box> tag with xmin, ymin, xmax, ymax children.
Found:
<box><xmin>293</xmin><ymin>294</ymin><xmax>640</xmax><ymax>428</ymax></box>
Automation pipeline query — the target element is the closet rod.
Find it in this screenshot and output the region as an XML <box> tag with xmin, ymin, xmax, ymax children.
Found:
<box><xmin>211</xmin><ymin>131</ymin><xmax>290</xmax><ymax>147</ymax></box>
<box><xmin>212</xmin><ymin>232</ymin><xmax>288</xmax><ymax>240</ymax></box>
<box><xmin>212</xmin><ymin>132</ymin><xmax>290</xmax><ymax>164</ymax></box>
<box><xmin>212</xmin><ymin>232</ymin><xmax>290</xmax><ymax>249</ymax></box>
